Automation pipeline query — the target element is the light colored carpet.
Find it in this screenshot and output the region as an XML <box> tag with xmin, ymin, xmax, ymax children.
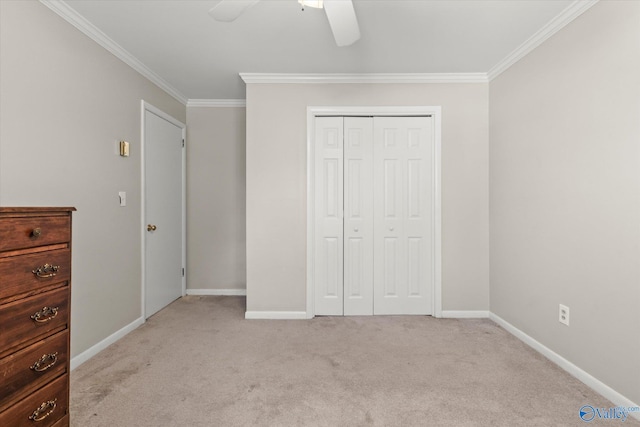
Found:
<box><xmin>70</xmin><ymin>296</ymin><xmax>637</xmax><ymax>426</ymax></box>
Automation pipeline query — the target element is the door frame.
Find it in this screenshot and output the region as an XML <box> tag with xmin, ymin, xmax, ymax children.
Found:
<box><xmin>306</xmin><ymin>106</ymin><xmax>442</xmax><ymax>318</ymax></box>
<box><xmin>140</xmin><ymin>100</ymin><xmax>187</xmax><ymax>319</ymax></box>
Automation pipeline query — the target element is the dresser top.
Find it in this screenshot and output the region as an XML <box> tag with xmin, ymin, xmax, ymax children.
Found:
<box><xmin>0</xmin><ymin>207</ymin><xmax>76</xmax><ymax>213</ymax></box>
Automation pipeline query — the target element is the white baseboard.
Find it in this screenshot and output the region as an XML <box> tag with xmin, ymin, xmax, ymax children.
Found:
<box><xmin>186</xmin><ymin>288</ymin><xmax>246</xmax><ymax>296</ymax></box>
<box><xmin>70</xmin><ymin>316</ymin><xmax>144</xmax><ymax>371</ymax></box>
<box><xmin>489</xmin><ymin>312</ymin><xmax>640</xmax><ymax>421</ymax></box>
<box><xmin>441</xmin><ymin>310</ymin><xmax>490</xmax><ymax>318</ymax></box>
<box><xmin>245</xmin><ymin>311</ymin><xmax>308</xmax><ymax>320</ymax></box>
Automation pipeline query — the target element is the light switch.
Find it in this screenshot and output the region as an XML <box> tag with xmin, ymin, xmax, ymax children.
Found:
<box><xmin>119</xmin><ymin>191</ymin><xmax>126</xmax><ymax>207</ymax></box>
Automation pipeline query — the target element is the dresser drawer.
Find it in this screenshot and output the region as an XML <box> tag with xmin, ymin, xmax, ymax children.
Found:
<box><xmin>0</xmin><ymin>330</ymin><xmax>68</xmax><ymax>410</ymax></box>
<box><xmin>0</xmin><ymin>373</ymin><xmax>68</xmax><ymax>427</ymax></box>
<box><xmin>0</xmin><ymin>215</ymin><xmax>70</xmax><ymax>252</ymax></box>
<box><xmin>0</xmin><ymin>249</ymin><xmax>71</xmax><ymax>303</ymax></box>
<box><xmin>0</xmin><ymin>287</ymin><xmax>69</xmax><ymax>357</ymax></box>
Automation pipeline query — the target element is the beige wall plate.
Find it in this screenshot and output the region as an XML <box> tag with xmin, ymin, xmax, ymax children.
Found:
<box><xmin>120</xmin><ymin>140</ymin><xmax>130</xmax><ymax>157</ymax></box>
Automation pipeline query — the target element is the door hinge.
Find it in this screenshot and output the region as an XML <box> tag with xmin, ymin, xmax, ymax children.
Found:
<box><xmin>182</xmin><ymin>139</ymin><xmax>185</xmax><ymax>147</ymax></box>
<box><xmin>182</xmin><ymin>267</ymin><xmax>185</xmax><ymax>277</ymax></box>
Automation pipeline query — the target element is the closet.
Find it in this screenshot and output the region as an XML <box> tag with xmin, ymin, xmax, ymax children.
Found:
<box><xmin>313</xmin><ymin>116</ymin><xmax>435</xmax><ymax>316</ymax></box>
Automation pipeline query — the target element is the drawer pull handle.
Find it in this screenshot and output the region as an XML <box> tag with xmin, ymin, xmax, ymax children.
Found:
<box><xmin>31</xmin><ymin>227</ymin><xmax>42</xmax><ymax>238</ymax></box>
<box><xmin>31</xmin><ymin>306</ymin><xmax>59</xmax><ymax>323</ymax></box>
<box><xmin>31</xmin><ymin>352</ymin><xmax>59</xmax><ymax>372</ymax></box>
<box><xmin>32</xmin><ymin>264</ymin><xmax>60</xmax><ymax>278</ymax></box>
<box><xmin>28</xmin><ymin>399</ymin><xmax>57</xmax><ymax>422</ymax></box>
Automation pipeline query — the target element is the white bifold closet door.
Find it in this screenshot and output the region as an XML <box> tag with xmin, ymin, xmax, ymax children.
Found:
<box><xmin>314</xmin><ymin>116</ymin><xmax>433</xmax><ymax>316</ymax></box>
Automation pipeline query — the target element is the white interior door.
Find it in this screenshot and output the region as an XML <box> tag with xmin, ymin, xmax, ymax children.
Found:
<box><xmin>313</xmin><ymin>115</ymin><xmax>434</xmax><ymax>316</ymax></box>
<box><xmin>343</xmin><ymin>117</ymin><xmax>374</xmax><ymax>315</ymax></box>
<box><xmin>373</xmin><ymin>117</ymin><xmax>433</xmax><ymax>315</ymax></box>
<box><xmin>144</xmin><ymin>106</ymin><xmax>185</xmax><ymax>319</ymax></box>
<box><xmin>313</xmin><ymin>117</ymin><xmax>344</xmax><ymax>315</ymax></box>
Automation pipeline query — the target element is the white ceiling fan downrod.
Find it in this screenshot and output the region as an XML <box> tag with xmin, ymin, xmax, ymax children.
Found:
<box><xmin>299</xmin><ymin>0</ymin><xmax>324</xmax><ymax>11</ymax></box>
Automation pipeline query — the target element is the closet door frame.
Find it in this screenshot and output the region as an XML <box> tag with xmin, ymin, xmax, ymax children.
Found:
<box><xmin>306</xmin><ymin>106</ymin><xmax>442</xmax><ymax>318</ymax></box>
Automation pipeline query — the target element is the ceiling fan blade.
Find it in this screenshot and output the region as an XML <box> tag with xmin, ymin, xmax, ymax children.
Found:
<box><xmin>209</xmin><ymin>0</ymin><xmax>260</xmax><ymax>22</ymax></box>
<box><xmin>323</xmin><ymin>0</ymin><xmax>361</xmax><ymax>47</ymax></box>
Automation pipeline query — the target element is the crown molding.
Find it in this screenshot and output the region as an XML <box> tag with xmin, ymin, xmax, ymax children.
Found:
<box><xmin>240</xmin><ymin>73</ymin><xmax>488</xmax><ymax>84</ymax></box>
<box><xmin>40</xmin><ymin>0</ymin><xmax>597</xmax><ymax>98</ymax></box>
<box><xmin>39</xmin><ymin>0</ymin><xmax>188</xmax><ymax>105</ymax></box>
<box><xmin>187</xmin><ymin>99</ymin><xmax>247</xmax><ymax>108</ymax></box>
<box><xmin>487</xmin><ymin>0</ymin><xmax>599</xmax><ymax>81</ymax></box>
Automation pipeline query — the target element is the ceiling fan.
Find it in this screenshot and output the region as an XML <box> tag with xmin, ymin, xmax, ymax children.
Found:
<box><xmin>209</xmin><ymin>0</ymin><xmax>361</xmax><ymax>47</ymax></box>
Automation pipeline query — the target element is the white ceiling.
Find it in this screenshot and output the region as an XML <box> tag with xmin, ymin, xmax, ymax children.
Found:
<box><xmin>60</xmin><ymin>0</ymin><xmax>576</xmax><ymax>100</ymax></box>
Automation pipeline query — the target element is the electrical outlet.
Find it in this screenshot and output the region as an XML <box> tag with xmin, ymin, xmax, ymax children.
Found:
<box><xmin>559</xmin><ymin>304</ymin><xmax>570</xmax><ymax>326</ymax></box>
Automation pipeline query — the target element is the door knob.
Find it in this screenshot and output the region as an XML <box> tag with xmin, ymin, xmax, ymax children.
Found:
<box><xmin>389</xmin><ymin>227</ymin><xmax>394</xmax><ymax>231</ymax></box>
<box><xmin>354</xmin><ymin>228</ymin><xmax>359</xmax><ymax>232</ymax></box>
<box><xmin>147</xmin><ymin>224</ymin><xmax>157</xmax><ymax>232</ymax></box>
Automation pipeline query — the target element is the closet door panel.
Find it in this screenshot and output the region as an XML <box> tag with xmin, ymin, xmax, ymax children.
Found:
<box><xmin>374</xmin><ymin>117</ymin><xmax>434</xmax><ymax>315</ymax></box>
<box><xmin>314</xmin><ymin>117</ymin><xmax>344</xmax><ymax>315</ymax></box>
<box><xmin>406</xmin><ymin>119</ymin><xmax>434</xmax><ymax>305</ymax></box>
<box><xmin>343</xmin><ymin>117</ymin><xmax>374</xmax><ymax>315</ymax></box>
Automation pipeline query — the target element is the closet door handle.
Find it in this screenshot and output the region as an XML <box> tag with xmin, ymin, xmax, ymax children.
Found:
<box><xmin>354</xmin><ymin>228</ymin><xmax>359</xmax><ymax>232</ymax></box>
<box><xmin>389</xmin><ymin>227</ymin><xmax>394</xmax><ymax>231</ymax></box>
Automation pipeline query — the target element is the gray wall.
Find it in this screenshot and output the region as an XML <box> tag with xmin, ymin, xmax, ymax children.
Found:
<box><xmin>245</xmin><ymin>83</ymin><xmax>490</xmax><ymax>312</ymax></box>
<box><xmin>489</xmin><ymin>1</ymin><xmax>640</xmax><ymax>404</ymax></box>
<box><xmin>186</xmin><ymin>107</ymin><xmax>246</xmax><ymax>292</ymax></box>
<box><xmin>0</xmin><ymin>1</ymin><xmax>186</xmax><ymax>357</ymax></box>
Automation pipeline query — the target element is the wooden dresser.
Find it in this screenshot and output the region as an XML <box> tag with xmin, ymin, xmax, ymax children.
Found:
<box><xmin>0</xmin><ymin>207</ymin><xmax>75</xmax><ymax>427</ymax></box>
